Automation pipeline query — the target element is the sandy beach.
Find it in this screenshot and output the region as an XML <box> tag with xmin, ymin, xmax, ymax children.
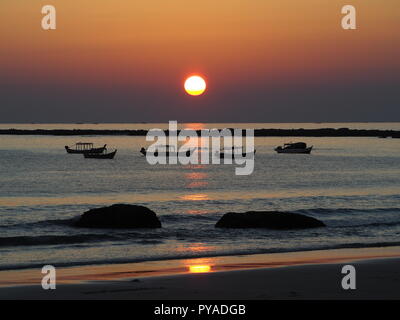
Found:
<box><xmin>1</xmin><ymin>246</ymin><xmax>399</xmax><ymax>300</ymax></box>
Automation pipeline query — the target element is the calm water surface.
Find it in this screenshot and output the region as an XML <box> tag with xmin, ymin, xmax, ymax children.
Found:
<box><xmin>0</xmin><ymin>123</ymin><xmax>399</xmax><ymax>270</ymax></box>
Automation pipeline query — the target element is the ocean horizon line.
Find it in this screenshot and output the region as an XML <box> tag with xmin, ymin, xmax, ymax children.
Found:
<box><xmin>1</xmin><ymin>127</ymin><xmax>399</xmax><ymax>137</ymax></box>
<box><xmin>1</xmin><ymin>121</ymin><xmax>400</xmax><ymax>124</ymax></box>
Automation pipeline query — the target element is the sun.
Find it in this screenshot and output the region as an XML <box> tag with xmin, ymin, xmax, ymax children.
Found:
<box><xmin>184</xmin><ymin>75</ymin><xmax>206</xmax><ymax>96</ymax></box>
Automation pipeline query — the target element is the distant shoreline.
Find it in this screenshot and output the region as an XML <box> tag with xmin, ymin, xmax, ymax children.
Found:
<box><xmin>1</xmin><ymin>128</ymin><xmax>400</xmax><ymax>137</ymax></box>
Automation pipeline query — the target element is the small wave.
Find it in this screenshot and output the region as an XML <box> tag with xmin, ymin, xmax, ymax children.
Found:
<box><xmin>160</xmin><ymin>213</ymin><xmax>218</xmax><ymax>222</ymax></box>
<box><xmin>136</xmin><ymin>240</ymin><xmax>163</xmax><ymax>245</ymax></box>
<box><xmin>296</xmin><ymin>207</ymin><xmax>400</xmax><ymax>215</ymax></box>
<box><xmin>332</xmin><ymin>220</ymin><xmax>400</xmax><ymax>229</ymax></box>
<box><xmin>327</xmin><ymin>241</ymin><xmax>400</xmax><ymax>250</ymax></box>
<box><xmin>0</xmin><ymin>217</ymin><xmax>78</xmax><ymax>229</ymax></box>
<box><xmin>0</xmin><ymin>234</ymin><xmax>118</xmax><ymax>247</ymax></box>
<box><xmin>0</xmin><ymin>229</ymin><xmax>170</xmax><ymax>247</ymax></box>
<box><xmin>1</xmin><ymin>213</ymin><xmax>218</xmax><ymax>229</ymax></box>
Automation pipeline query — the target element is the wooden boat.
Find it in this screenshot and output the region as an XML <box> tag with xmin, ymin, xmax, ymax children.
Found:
<box><xmin>65</xmin><ymin>142</ymin><xmax>107</xmax><ymax>154</ymax></box>
<box><xmin>84</xmin><ymin>150</ymin><xmax>117</xmax><ymax>159</ymax></box>
<box><xmin>275</xmin><ymin>142</ymin><xmax>313</xmax><ymax>154</ymax></box>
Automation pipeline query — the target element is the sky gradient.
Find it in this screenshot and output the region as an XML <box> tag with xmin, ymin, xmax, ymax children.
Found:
<box><xmin>0</xmin><ymin>0</ymin><xmax>399</xmax><ymax>123</ymax></box>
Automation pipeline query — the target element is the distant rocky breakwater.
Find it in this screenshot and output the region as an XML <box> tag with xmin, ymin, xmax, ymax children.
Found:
<box><xmin>73</xmin><ymin>204</ymin><xmax>325</xmax><ymax>230</ymax></box>
<box><xmin>1</xmin><ymin>128</ymin><xmax>400</xmax><ymax>137</ymax></box>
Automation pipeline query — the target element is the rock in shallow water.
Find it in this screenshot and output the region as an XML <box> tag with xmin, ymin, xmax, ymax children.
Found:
<box><xmin>75</xmin><ymin>204</ymin><xmax>162</xmax><ymax>228</ymax></box>
<box><xmin>215</xmin><ymin>211</ymin><xmax>325</xmax><ymax>229</ymax></box>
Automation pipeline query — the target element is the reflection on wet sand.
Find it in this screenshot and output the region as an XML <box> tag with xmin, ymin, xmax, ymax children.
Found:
<box><xmin>189</xmin><ymin>265</ymin><xmax>211</xmax><ymax>273</ymax></box>
<box><xmin>186</xmin><ymin>257</ymin><xmax>213</xmax><ymax>273</ymax></box>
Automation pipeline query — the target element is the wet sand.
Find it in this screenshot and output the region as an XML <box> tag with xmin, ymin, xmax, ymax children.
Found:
<box><xmin>1</xmin><ymin>246</ymin><xmax>399</xmax><ymax>299</ymax></box>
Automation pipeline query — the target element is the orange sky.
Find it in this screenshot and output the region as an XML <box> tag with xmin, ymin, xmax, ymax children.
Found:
<box><xmin>0</xmin><ymin>0</ymin><xmax>399</xmax><ymax>122</ymax></box>
<box><xmin>1</xmin><ymin>0</ymin><xmax>399</xmax><ymax>84</ymax></box>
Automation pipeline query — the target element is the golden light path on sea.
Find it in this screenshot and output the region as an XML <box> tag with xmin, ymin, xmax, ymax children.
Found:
<box><xmin>1</xmin><ymin>188</ymin><xmax>399</xmax><ymax>207</ymax></box>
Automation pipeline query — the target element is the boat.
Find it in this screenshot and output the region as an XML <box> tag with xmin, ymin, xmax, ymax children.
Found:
<box><xmin>65</xmin><ymin>142</ymin><xmax>107</xmax><ymax>154</ymax></box>
<box><xmin>84</xmin><ymin>149</ymin><xmax>117</xmax><ymax>159</ymax></box>
<box><xmin>274</xmin><ymin>142</ymin><xmax>313</xmax><ymax>154</ymax></box>
<box><xmin>216</xmin><ymin>146</ymin><xmax>256</xmax><ymax>159</ymax></box>
<box><xmin>140</xmin><ymin>145</ymin><xmax>191</xmax><ymax>157</ymax></box>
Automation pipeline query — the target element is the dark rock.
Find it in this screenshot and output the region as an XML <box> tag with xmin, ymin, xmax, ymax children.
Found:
<box><xmin>75</xmin><ymin>204</ymin><xmax>161</xmax><ymax>228</ymax></box>
<box><xmin>215</xmin><ymin>211</ymin><xmax>325</xmax><ymax>229</ymax></box>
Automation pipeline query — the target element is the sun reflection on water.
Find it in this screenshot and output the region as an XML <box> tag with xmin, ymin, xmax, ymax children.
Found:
<box><xmin>185</xmin><ymin>172</ymin><xmax>209</xmax><ymax>188</ymax></box>
<box><xmin>179</xmin><ymin>193</ymin><xmax>210</xmax><ymax>201</ymax></box>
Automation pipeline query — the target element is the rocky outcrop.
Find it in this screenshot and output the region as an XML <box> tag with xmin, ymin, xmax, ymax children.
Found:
<box><xmin>75</xmin><ymin>204</ymin><xmax>161</xmax><ymax>228</ymax></box>
<box><xmin>215</xmin><ymin>211</ymin><xmax>325</xmax><ymax>229</ymax></box>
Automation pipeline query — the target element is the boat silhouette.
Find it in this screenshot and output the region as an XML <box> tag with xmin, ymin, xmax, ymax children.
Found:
<box><xmin>84</xmin><ymin>149</ymin><xmax>117</xmax><ymax>159</ymax></box>
<box><xmin>65</xmin><ymin>142</ymin><xmax>107</xmax><ymax>154</ymax></box>
<box><xmin>275</xmin><ymin>142</ymin><xmax>313</xmax><ymax>154</ymax></box>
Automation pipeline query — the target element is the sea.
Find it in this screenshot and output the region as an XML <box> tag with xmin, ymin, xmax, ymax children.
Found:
<box><xmin>0</xmin><ymin>122</ymin><xmax>400</xmax><ymax>271</ymax></box>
